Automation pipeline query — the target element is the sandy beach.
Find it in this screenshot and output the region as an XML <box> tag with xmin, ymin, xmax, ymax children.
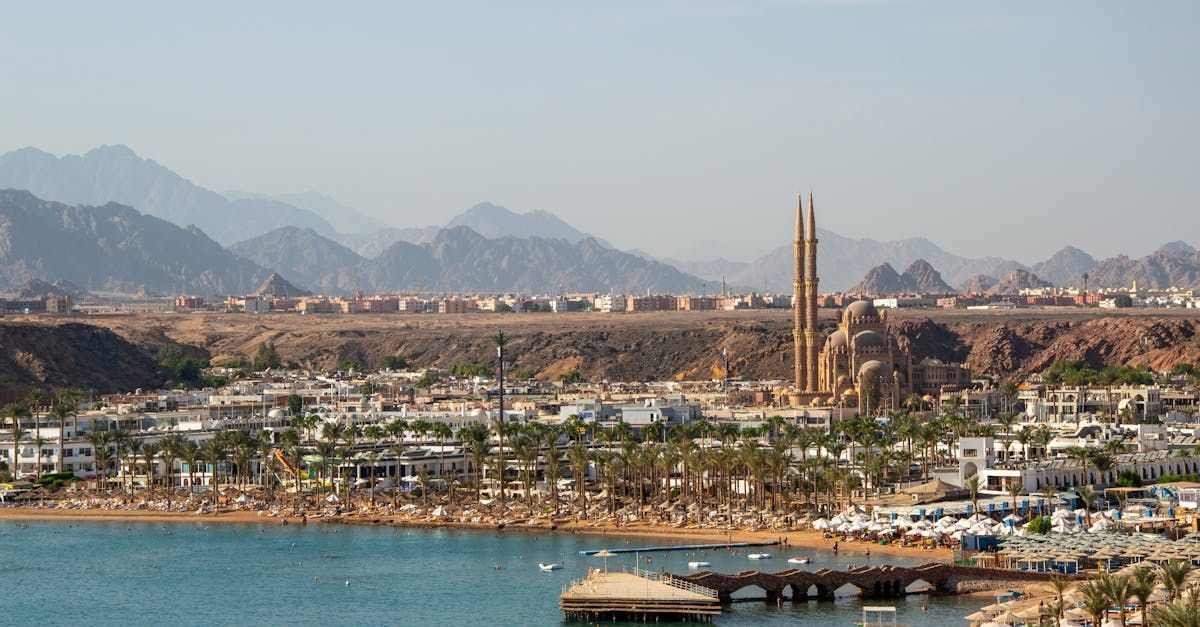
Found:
<box><xmin>0</xmin><ymin>506</ymin><xmax>953</xmax><ymax>563</ymax></box>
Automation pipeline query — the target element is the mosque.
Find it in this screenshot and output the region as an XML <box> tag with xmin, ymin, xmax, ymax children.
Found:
<box><xmin>786</xmin><ymin>194</ymin><xmax>924</xmax><ymax>413</ymax></box>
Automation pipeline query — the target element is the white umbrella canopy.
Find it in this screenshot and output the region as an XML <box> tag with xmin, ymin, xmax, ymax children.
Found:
<box><xmin>812</xmin><ymin>518</ymin><xmax>831</xmax><ymax>529</ymax></box>
<box><xmin>592</xmin><ymin>549</ymin><xmax>616</xmax><ymax>572</ymax></box>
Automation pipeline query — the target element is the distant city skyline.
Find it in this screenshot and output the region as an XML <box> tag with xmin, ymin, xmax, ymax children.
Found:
<box><xmin>1</xmin><ymin>1</ymin><xmax>1196</xmax><ymax>264</ymax></box>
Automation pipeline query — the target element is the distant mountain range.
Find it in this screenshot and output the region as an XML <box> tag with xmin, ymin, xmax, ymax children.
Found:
<box><xmin>332</xmin><ymin>201</ymin><xmax>613</xmax><ymax>258</ymax></box>
<box><xmin>224</xmin><ymin>190</ymin><xmax>389</xmax><ymax>235</ymax></box>
<box><xmin>2</xmin><ymin>144</ymin><xmax>1198</xmax><ymax>296</ymax></box>
<box><xmin>852</xmin><ymin>260</ymin><xmax>955</xmax><ymax>295</ymax></box>
<box><xmin>695</xmin><ymin>230</ymin><xmax>1024</xmax><ymax>293</ymax></box>
<box><xmin>0</xmin><ymin>190</ymin><xmax>269</xmax><ymax>294</ymax></box>
<box><xmin>986</xmin><ymin>269</ymin><xmax>1053</xmax><ymax>295</ymax></box>
<box><xmin>233</xmin><ymin>225</ymin><xmax>703</xmax><ymax>294</ymax></box>
<box><xmin>0</xmin><ymin>146</ymin><xmax>339</xmax><ymax>244</ymax></box>
<box><xmin>229</xmin><ymin>227</ymin><xmax>365</xmax><ymax>289</ymax></box>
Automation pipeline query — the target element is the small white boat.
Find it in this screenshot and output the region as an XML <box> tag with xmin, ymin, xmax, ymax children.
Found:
<box><xmin>538</xmin><ymin>562</ymin><xmax>564</xmax><ymax>571</ymax></box>
<box><xmin>687</xmin><ymin>561</ymin><xmax>711</xmax><ymax>569</ymax></box>
<box><xmin>788</xmin><ymin>557</ymin><xmax>810</xmax><ymax>565</ymax></box>
<box><xmin>748</xmin><ymin>553</ymin><xmax>773</xmax><ymax>560</ymax></box>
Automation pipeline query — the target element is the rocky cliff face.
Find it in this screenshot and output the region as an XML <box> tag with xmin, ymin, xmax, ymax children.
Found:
<box><xmin>0</xmin><ymin>190</ymin><xmax>274</xmax><ymax>294</ymax></box>
<box><xmin>891</xmin><ymin>316</ymin><xmax>1200</xmax><ymax>379</ymax></box>
<box><xmin>960</xmin><ymin>274</ymin><xmax>997</xmax><ymax>294</ymax></box>
<box><xmin>6</xmin><ymin>312</ymin><xmax>1194</xmax><ymax>394</ymax></box>
<box><xmin>985</xmin><ymin>269</ymin><xmax>1053</xmax><ymax>295</ymax></box>
<box><xmin>1032</xmin><ymin>246</ymin><xmax>1096</xmax><ymax>287</ymax></box>
<box><xmin>852</xmin><ymin>259</ymin><xmax>955</xmax><ymax>295</ymax></box>
<box><xmin>1084</xmin><ymin>245</ymin><xmax>1200</xmax><ymax>289</ymax></box>
<box><xmin>0</xmin><ymin>322</ymin><xmax>163</xmax><ymax>400</ymax></box>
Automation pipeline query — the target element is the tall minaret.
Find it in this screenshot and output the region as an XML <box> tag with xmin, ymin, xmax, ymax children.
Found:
<box><xmin>792</xmin><ymin>194</ymin><xmax>806</xmax><ymax>390</ymax></box>
<box><xmin>804</xmin><ymin>192</ymin><xmax>820</xmax><ymax>393</ymax></box>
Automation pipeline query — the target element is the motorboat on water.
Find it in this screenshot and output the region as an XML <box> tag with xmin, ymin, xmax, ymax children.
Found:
<box><xmin>787</xmin><ymin>557</ymin><xmax>810</xmax><ymax>565</ymax></box>
<box><xmin>747</xmin><ymin>553</ymin><xmax>773</xmax><ymax>560</ymax></box>
<box><xmin>538</xmin><ymin>562</ymin><xmax>564</xmax><ymax>571</ymax></box>
<box><xmin>687</xmin><ymin>561</ymin><xmax>711</xmax><ymax>569</ymax></box>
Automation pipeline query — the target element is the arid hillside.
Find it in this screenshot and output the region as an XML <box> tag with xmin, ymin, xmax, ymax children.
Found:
<box><xmin>2</xmin><ymin>309</ymin><xmax>1198</xmax><ymax>396</ymax></box>
<box><xmin>0</xmin><ymin>322</ymin><xmax>162</xmax><ymax>400</ymax></box>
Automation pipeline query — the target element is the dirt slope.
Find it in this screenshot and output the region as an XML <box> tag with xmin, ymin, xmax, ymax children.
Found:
<box><xmin>2</xmin><ymin>310</ymin><xmax>1198</xmax><ymax>394</ymax></box>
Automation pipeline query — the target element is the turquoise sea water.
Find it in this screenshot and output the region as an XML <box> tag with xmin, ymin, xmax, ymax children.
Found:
<box><xmin>2</xmin><ymin>520</ymin><xmax>983</xmax><ymax>625</ymax></box>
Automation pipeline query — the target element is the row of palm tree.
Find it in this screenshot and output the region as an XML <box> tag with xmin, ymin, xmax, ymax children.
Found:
<box><xmin>4</xmin><ymin>388</ymin><xmax>93</xmax><ymax>479</ymax></box>
<box><xmin>1063</xmin><ymin>561</ymin><xmax>1195</xmax><ymax>627</ymax></box>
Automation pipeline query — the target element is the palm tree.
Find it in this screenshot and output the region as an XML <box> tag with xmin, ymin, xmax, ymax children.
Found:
<box><xmin>541</xmin><ymin>426</ymin><xmax>563</xmax><ymax>515</ymax></box>
<box><xmin>123</xmin><ymin>437</ymin><xmax>142</xmax><ymax>496</ymax></box>
<box><xmin>1159</xmin><ymin>560</ymin><xmax>1192</xmax><ymax>602</ymax></box>
<box><xmin>1005</xmin><ymin>480</ymin><xmax>1023</xmax><ymax>520</ymax></box>
<box><xmin>1076</xmin><ymin>485</ymin><xmax>1097</xmax><ymax>528</ymax></box>
<box><xmin>1066</xmin><ymin>446</ymin><xmax>1093</xmax><ymax>486</ymax></box>
<box><xmin>1129</xmin><ymin>566</ymin><xmax>1158</xmax><ymax>627</ymax></box>
<box><xmin>1151</xmin><ymin>591</ymin><xmax>1200</xmax><ymax>627</ymax></box>
<box><xmin>141</xmin><ymin>440</ymin><xmax>161</xmax><ymax>493</ymax></box>
<box><xmin>994</xmin><ymin>412</ymin><xmax>1016</xmax><ymax>439</ymax></box>
<box><xmin>6</xmin><ymin>402</ymin><xmax>30</xmax><ymax>478</ymax></box>
<box><xmin>1090</xmin><ymin>451</ymin><xmax>1116</xmax><ymax>487</ymax></box>
<box><xmin>1041</xmin><ymin>484</ymin><xmax>1058</xmax><ymax>515</ymax></box>
<box><xmin>1079</xmin><ymin>580</ymin><xmax>1111</xmax><ymax>627</ymax></box>
<box><xmin>964</xmin><ymin>474</ymin><xmax>982</xmax><ymax>515</ymax></box>
<box><xmin>1096</xmin><ymin>571</ymin><xmax>1133</xmax><ymax>627</ymax></box>
<box><xmin>32</xmin><ymin>435</ymin><xmax>46</xmax><ymax>479</ymax></box>
<box><xmin>512</xmin><ymin>435</ymin><xmax>538</xmax><ymax>510</ymax></box>
<box><xmin>85</xmin><ymin>432</ymin><xmax>111</xmax><ymax>492</ymax></box>
<box><xmin>160</xmin><ymin>433</ymin><xmax>185</xmax><ymax>506</ymax></box>
<box><xmin>363</xmin><ymin>451</ymin><xmax>378</xmax><ymax>506</ymax></box>
<box><xmin>1048</xmin><ymin>576</ymin><xmax>1071</xmax><ymax>624</ymax></box>
<box><xmin>200</xmin><ymin>438</ymin><xmax>227</xmax><ymax>501</ymax></box>
<box><xmin>49</xmin><ymin>403</ymin><xmax>69</xmax><ymax>474</ymax></box>
<box><xmin>430</xmin><ymin>422</ymin><xmax>453</xmax><ymax>497</ymax></box>
<box><xmin>180</xmin><ymin>440</ymin><xmax>200</xmax><ymax>493</ymax></box>
<box><xmin>493</xmin><ymin>329</ymin><xmax>508</xmax><ymax>509</ymax></box>
<box><xmin>567</xmin><ymin>443</ymin><xmax>590</xmax><ymax>519</ymax></box>
<box><xmin>56</xmin><ymin>388</ymin><xmax>86</xmax><ymax>441</ymax></box>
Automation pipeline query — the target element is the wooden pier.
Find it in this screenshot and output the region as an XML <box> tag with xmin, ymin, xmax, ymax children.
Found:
<box><xmin>577</xmin><ymin>540</ymin><xmax>777</xmax><ymax>555</ymax></box>
<box><xmin>560</xmin><ymin>568</ymin><xmax>721</xmax><ymax>622</ymax></box>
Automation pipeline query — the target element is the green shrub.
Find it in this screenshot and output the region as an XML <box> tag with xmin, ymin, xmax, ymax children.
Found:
<box><xmin>1116</xmin><ymin>470</ymin><xmax>1143</xmax><ymax>487</ymax></box>
<box><xmin>1025</xmin><ymin>515</ymin><xmax>1052</xmax><ymax>534</ymax></box>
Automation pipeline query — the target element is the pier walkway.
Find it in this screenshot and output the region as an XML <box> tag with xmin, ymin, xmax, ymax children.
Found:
<box><xmin>675</xmin><ymin>563</ymin><xmax>1077</xmax><ymax>603</ymax></box>
<box><xmin>577</xmin><ymin>540</ymin><xmax>777</xmax><ymax>555</ymax></box>
<box><xmin>560</xmin><ymin>568</ymin><xmax>721</xmax><ymax>622</ymax></box>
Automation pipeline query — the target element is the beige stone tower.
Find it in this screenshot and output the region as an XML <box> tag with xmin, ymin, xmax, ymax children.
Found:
<box><xmin>804</xmin><ymin>192</ymin><xmax>820</xmax><ymax>393</ymax></box>
<box><xmin>792</xmin><ymin>195</ymin><xmax>807</xmax><ymax>390</ymax></box>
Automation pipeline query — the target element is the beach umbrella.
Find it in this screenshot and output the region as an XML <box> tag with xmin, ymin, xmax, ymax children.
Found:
<box><xmin>592</xmin><ymin>549</ymin><xmax>615</xmax><ymax>572</ymax></box>
<box><xmin>1015</xmin><ymin>604</ymin><xmax>1050</xmax><ymax>620</ymax></box>
<box><xmin>964</xmin><ymin>609</ymin><xmax>991</xmax><ymax>622</ymax></box>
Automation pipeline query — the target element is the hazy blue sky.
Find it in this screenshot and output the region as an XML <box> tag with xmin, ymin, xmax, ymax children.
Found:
<box><xmin>2</xmin><ymin>1</ymin><xmax>1196</xmax><ymax>263</ymax></box>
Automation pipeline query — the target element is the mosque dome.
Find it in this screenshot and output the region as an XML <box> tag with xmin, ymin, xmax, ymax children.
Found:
<box><xmin>858</xmin><ymin>359</ymin><xmax>892</xmax><ymax>378</ymax></box>
<box><xmin>852</xmin><ymin>330</ymin><xmax>887</xmax><ymax>349</ymax></box>
<box><xmin>843</xmin><ymin>300</ymin><xmax>879</xmax><ymax>323</ymax></box>
<box><xmin>825</xmin><ymin>330</ymin><xmax>848</xmax><ymax>350</ymax></box>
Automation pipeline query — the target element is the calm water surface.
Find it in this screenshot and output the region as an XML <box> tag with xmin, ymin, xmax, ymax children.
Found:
<box><xmin>3</xmin><ymin>520</ymin><xmax>983</xmax><ymax>625</ymax></box>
